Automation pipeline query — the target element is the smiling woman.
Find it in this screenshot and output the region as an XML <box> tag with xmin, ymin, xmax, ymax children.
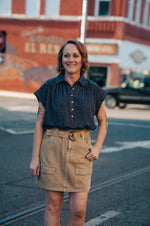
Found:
<box><xmin>62</xmin><ymin>44</ymin><xmax>83</xmax><ymax>82</ymax></box>
<box><xmin>57</xmin><ymin>39</ymin><xmax>89</xmax><ymax>75</ymax></box>
<box><xmin>30</xmin><ymin>39</ymin><xmax>107</xmax><ymax>226</ymax></box>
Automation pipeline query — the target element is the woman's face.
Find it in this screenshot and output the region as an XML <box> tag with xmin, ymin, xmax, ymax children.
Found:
<box><xmin>62</xmin><ymin>43</ymin><xmax>83</xmax><ymax>76</ymax></box>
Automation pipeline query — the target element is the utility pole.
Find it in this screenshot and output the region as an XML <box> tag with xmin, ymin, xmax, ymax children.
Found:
<box><xmin>80</xmin><ymin>0</ymin><xmax>88</xmax><ymax>43</ymax></box>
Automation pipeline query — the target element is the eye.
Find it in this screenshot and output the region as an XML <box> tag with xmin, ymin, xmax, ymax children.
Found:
<box><xmin>63</xmin><ymin>54</ymin><xmax>69</xmax><ymax>58</ymax></box>
<box><xmin>74</xmin><ymin>54</ymin><xmax>79</xmax><ymax>58</ymax></box>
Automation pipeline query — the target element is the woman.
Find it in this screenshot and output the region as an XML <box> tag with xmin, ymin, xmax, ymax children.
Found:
<box><xmin>30</xmin><ymin>39</ymin><xmax>107</xmax><ymax>226</ymax></box>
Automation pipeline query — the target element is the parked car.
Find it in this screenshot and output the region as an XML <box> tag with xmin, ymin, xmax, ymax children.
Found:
<box><xmin>104</xmin><ymin>77</ymin><xmax>150</xmax><ymax>108</ymax></box>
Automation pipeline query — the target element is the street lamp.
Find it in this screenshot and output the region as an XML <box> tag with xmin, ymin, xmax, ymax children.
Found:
<box><xmin>80</xmin><ymin>0</ymin><xmax>88</xmax><ymax>43</ymax></box>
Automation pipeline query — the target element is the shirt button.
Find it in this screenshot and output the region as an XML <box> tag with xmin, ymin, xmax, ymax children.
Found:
<box><xmin>71</xmin><ymin>94</ymin><xmax>73</xmax><ymax>97</ymax></box>
<box><xmin>71</xmin><ymin>108</ymin><xmax>74</xmax><ymax>111</ymax></box>
<box><xmin>71</xmin><ymin>115</ymin><xmax>74</xmax><ymax>118</ymax></box>
<box><xmin>71</xmin><ymin>101</ymin><xmax>74</xmax><ymax>104</ymax></box>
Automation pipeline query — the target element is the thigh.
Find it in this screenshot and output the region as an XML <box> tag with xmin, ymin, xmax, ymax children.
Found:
<box><xmin>69</xmin><ymin>192</ymin><xmax>88</xmax><ymax>212</ymax></box>
<box><xmin>45</xmin><ymin>190</ymin><xmax>64</xmax><ymax>207</ymax></box>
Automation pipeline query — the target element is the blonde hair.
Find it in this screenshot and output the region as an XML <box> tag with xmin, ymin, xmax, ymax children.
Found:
<box><xmin>57</xmin><ymin>39</ymin><xmax>89</xmax><ymax>74</ymax></box>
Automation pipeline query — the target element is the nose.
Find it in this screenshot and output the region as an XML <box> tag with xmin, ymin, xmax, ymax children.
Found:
<box><xmin>68</xmin><ymin>56</ymin><xmax>73</xmax><ymax>61</ymax></box>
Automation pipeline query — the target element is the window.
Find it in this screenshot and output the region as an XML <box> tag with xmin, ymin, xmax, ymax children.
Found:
<box><xmin>95</xmin><ymin>0</ymin><xmax>110</xmax><ymax>16</ymax></box>
<box><xmin>0</xmin><ymin>0</ymin><xmax>11</xmax><ymax>16</ymax></box>
<box><xmin>88</xmin><ymin>66</ymin><xmax>107</xmax><ymax>87</ymax></box>
<box><xmin>143</xmin><ymin>0</ymin><xmax>149</xmax><ymax>26</ymax></box>
<box><xmin>45</xmin><ymin>0</ymin><xmax>60</xmax><ymax>16</ymax></box>
<box><xmin>26</xmin><ymin>0</ymin><xmax>40</xmax><ymax>17</ymax></box>
<box><xmin>127</xmin><ymin>0</ymin><xmax>135</xmax><ymax>21</ymax></box>
<box><xmin>135</xmin><ymin>0</ymin><xmax>141</xmax><ymax>23</ymax></box>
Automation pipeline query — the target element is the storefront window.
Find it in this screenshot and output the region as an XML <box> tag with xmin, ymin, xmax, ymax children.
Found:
<box><xmin>88</xmin><ymin>66</ymin><xmax>107</xmax><ymax>87</ymax></box>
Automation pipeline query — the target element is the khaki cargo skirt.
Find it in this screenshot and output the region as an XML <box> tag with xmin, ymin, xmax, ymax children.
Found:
<box><xmin>36</xmin><ymin>128</ymin><xmax>93</xmax><ymax>192</ymax></box>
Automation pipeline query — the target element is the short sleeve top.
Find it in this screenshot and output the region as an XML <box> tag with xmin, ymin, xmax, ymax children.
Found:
<box><xmin>34</xmin><ymin>73</ymin><xmax>107</xmax><ymax>130</ymax></box>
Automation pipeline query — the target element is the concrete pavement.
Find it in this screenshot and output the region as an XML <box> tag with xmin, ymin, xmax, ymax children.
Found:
<box><xmin>0</xmin><ymin>90</ymin><xmax>150</xmax><ymax>121</ymax></box>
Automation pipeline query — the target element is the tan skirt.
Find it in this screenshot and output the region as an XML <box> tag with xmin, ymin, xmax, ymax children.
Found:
<box><xmin>36</xmin><ymin>128</ymin><xmax>93</xmax><ymax>192</ymax></box>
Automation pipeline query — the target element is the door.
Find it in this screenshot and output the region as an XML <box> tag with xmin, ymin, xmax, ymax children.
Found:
<box><xmin>88</xmin><ymin>66</ymin><xmax>107</xmax><ymax>87</ymax></box>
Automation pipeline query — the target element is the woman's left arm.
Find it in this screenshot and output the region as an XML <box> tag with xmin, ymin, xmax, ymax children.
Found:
<box><xmin>86</xmin><ymin>103</ymin><xmax>107</xmax><ymax>161</ymax></box>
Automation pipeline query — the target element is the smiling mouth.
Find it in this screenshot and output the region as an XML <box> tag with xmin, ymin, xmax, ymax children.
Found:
<box><xmin>67</xmin><ymin>64</ymin><xmax>76</xmax><ymax>66</ymax></box>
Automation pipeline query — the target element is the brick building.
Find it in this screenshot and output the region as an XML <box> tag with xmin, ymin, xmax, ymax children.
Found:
<box><xmin>0</xmin><ymin>0</ymin><xmax>150</xmax><ymax>92</ymax></box>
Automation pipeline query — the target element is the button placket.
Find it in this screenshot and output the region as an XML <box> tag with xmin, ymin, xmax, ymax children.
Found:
<box><xmin>70</xmin><ymin>86</ymin><xmax>75</xmax><ymax>119</ymax></box>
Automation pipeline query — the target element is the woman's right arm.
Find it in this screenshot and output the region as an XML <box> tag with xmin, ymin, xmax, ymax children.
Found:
<box><xmin>30</xmin><ymin>102</ymin><xmax>45</xmax><ymax>176</ymax></box>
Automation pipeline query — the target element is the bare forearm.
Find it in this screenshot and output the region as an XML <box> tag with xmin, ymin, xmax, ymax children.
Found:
<box><xmin>94</xmin><ymin>120</ymin><xmax>107</xmax><ymax>151</ymax></box>
<box><xmin>30</xmin><ymin>102</ymin><xmax>45</xmax><ymax>176</ymax></box>
<box><xmin>32</xmin><ymin>121</ymin><xmax>44</xmax><ymax>159</ymax></box>
<box><xmin>86</xmin><ymin>104</ymin><xmax>107</xmax><ymax>161</ymax></box>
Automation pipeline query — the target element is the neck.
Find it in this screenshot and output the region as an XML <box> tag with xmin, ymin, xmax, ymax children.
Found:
<box><xmin>64</xmin><ymin>72</ymin><xmax>80</xmax><ymax>86</ymax></box>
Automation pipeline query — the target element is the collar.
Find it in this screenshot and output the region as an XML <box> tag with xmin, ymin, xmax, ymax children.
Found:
<box><xmin>56</xmin><ymin>73</ymin><xmax>87</xmax><ymax>87</ymax></box>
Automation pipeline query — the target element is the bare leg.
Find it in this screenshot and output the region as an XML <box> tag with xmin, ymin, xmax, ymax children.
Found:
<box><xmin>44</xmin><ymin>190</ymin><xmax>64</xmax><ymax>226</ymax></box>
<box><xmin>67</xmin><ymin>192</ymin><xmax>88</xmax><ymax>226</ymax></box>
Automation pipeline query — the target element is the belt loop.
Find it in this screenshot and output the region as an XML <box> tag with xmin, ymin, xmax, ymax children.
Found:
<box><xmin>69</xmin><ymin>131</ymin><xmax>75</xmax><ymax>141</ymax></box>
<box><xmin>56</xmin><ymin>128</ymin><xmax>59</xmax><ymax>137</ymax></box>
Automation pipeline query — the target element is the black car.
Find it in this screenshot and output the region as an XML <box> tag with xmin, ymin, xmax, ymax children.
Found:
<box><xmin>104</xmin><ymin>77</ymin><xmax>150</xmax><ymax>108</ymax></box>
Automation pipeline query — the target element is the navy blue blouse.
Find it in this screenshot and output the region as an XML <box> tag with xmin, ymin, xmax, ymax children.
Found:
<box><xmin>34</xmin><ymin>73</ymin><xmax>107</xmax><ymax>130</ymax></box>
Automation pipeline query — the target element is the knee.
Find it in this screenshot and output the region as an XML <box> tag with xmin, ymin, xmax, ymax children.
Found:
<box><xmin>70</xmin><ymin>206</ymin><xmax>86</xmax><ymax>219</ymax></box>
<box><xmin>46</xmin><ymin>199</ymin><xmax>62</xmax><ymax>216</ymax></box>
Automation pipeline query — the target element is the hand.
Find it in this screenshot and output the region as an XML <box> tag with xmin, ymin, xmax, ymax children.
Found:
<box><xmin>86</xmin><ymin>145</ymin><xmax>100</xmax><ymax>161</ymax></box>
<box><xmin>30</xmin><ymin>158</ymin><xmax>40</xmax><ymax>176</ymax></box>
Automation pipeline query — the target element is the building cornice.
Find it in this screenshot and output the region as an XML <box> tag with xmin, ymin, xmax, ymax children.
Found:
<box><xmin>87</xmin><ymin>16</ymin><xmax>150</xmax><ymax>31</ymax></box>
<box><xmin>0</xmin><ymin>15</ymin><xmax>82</xmax><ymax>21</ymax></box>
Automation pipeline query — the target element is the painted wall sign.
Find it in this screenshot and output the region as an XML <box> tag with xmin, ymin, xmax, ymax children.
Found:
<box><xmin>23</xmin><ymin>31</ymin><xmax>64</xmax><ymax>55</ymax></box>
<box><xmin>21</xmin><ymin>26</ymin><xmax>44</xmax><ymax>37</ymax></box>
<box><xmin>86</xmin><ymin>44</ymin><xmax>118</xmax><ymax>55</ymax></box>
<box><xmin>24</xmin><ymin>42</ymin><xmax>61</xmax><ymax>55</ymax></box>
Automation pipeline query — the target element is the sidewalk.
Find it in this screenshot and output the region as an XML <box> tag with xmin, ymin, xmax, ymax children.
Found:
<box><xmin>105</xmin><ymin>104</ymin><xmax>150</xmax><ymax>121</ymax></box>
<box><xmin>0</xmin><ymin>90</ymin><xmax>150</xmax><ymax>121</ymax></box>
<box><xmin>0</xmin><ymin>90</ymin><xmax>38</xmax><ymax>113</ymax></box>
<box><xmin>0</xmin><ymin>90</ymin><xmax>35</xmax><ymax>99</ymax></box>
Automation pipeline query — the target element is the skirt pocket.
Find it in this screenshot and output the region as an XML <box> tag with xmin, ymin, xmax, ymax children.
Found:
<box><xmin>37</xmin><ymin>165</ymin><xmax>56</xmax><ymax>189</ymax></box>
<box><xmin>75</xmin><ymin>167</ymin><xmax>92</xmax><ymax>190</ymax></box>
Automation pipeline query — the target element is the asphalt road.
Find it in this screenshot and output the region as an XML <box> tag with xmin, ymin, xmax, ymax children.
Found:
<box><xmin>0</xmin><ymin>92</ymin><xmax>150</xmax><ymax>226</ymax></box>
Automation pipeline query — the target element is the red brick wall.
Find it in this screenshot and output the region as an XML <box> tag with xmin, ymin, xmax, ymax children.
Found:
<box><xmin>110</xmin><ymin>0</ymin><xmax>121</xmax><ymax>16</ymax></box>
<box><xmin>12</xmin><ymin>0</ymin><xmax>25</xmax><ymax>14</ymax></box>
<box><xmin>1</xmin><ymin>18</ymin><xmax>81</xmax><ymax>65</ymax></box>
<box><xmin>87</xmin><ymin>0</ymin><xmax>128</xmax><ymax>17</ymax></box>
<box><xmin>140</xmin><ymin>0</ymin><xmax>145</xmax><ymax>24</ymax></box>
<box><xmin>88</xmin><ymin>0</ymin><xmax>95</xmax><ymax>16</ymax></box>
<box><xmin>123</xmin><ymin>23</ymin><xmax>150</xmax><ymax>46</ymax></box>
<box><xmin>87</xmin><ymin>21</ymin><xmax>125</xmax><ymax>40</ymax></box>
<box><xmin>87</xmin><ymin>19</ymin><xmax>150</xmax><ymax>45</ymax></box>
<box><xmin>60</xmin><ymin>0</ymin><xmax>82</xmax><ymax>15</ymax></box>
<box><xmin>0</xmin><ymin>18</ymin><xmax>81</xmax><ymax>92</ymax></box>
<box><xmin>109</xmin><ymin>64</ymin><xmax>121</xmax><ymax>87</ymax></box>
<box><xmin>40</xmin><ymin>0</ymin><xmax>46</xmax><ymax>15</ymax></box>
